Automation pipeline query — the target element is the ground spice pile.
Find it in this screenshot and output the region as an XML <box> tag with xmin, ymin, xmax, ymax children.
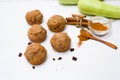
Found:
<box><xmin>78</xmin><ymin>29</ymin><xmax>89</xmax><ymax>46</ymax></box>
<box><xmin>91</xmin><ymin>22</ymin><xmax>108</xmax><ymax>31</ymax></box>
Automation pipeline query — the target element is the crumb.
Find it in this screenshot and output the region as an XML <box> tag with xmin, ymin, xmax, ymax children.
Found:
<box><xmin>72</xmin><ymin>56</ymin><xmax>77</xmax><ymax>61</ymax></box>
<box><xmin>32</xmin><ymin>66</ymin><xmax>35</xmax><ymax>69</ymax></box>
<box><xmin>58</xmin><ymin>57</ymin><xmax>62</xmax><ymax>60</ymax></box>
<box><xmin>28</xmin><ymin>42</ymin><xmax>32</xmax><ymax>45</ymax></box>
<box><xmin>18</xmin><ymin>53</ymin><xmax>22</xmax><ymax>57</ymax></box>
<box><xmin>70</xmin><ymin>48</ymin><xmax>74</xmax><ymax>52</ymax></box>
<box><xmin>53</xmin><ymin>58</ymin><xmax>55</xmax><ymax>61</ymax></box>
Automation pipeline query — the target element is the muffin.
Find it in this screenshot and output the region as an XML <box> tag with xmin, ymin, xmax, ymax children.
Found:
<box><xmin>28</xmin><ymin>24</ymin><xmax>47</xmax><ymax>43</ymax></box>
<box><xmin>24</xmin><ymin>43</ymin><xmax>47</xmax><ymax>65</ymax></box>
<box><xmin>25</xmin><ymin>10</ymin><xmax>43</xmax><ymax>25</ymax></box>
<box><xmin>47</xmin><ymin>15</ymin><xmax>66</xmax><ymax>32</ymax></box>
<box><xmin>50</xmin><ymin>33</ymin><xmax>71</xmax><ymax>52</ymax></box>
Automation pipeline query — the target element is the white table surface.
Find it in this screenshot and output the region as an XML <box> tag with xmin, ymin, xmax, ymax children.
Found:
<box><xmin>0</xmin><ymin>0</ymin><xmax>119</xmax><ymax>2</ymax></box>
<box><xmin>0</xmin><ymin>0</ymin><xmax>120</xmax><ymax>80</ymax></box>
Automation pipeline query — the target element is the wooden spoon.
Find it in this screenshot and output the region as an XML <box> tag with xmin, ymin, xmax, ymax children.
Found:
<box><xmin>81</xmin><ymin>29</ymin><xmax>117</xmax><ymax>49</ymax></box>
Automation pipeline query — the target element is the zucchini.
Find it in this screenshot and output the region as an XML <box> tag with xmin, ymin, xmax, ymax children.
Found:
<box><xmin>78</xmin><ymin>0</ymin><xmax>120</xmax><ymax>18</ymax></box>
<box><xmin>59</xmin><ymin>0</ymin><xmax>79</xmax><ymax>4</ymax></box>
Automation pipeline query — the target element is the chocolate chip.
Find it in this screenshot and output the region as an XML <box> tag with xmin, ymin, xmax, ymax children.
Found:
<box><xmin>32</xmin><ymin>66</ymin><xmax>35</xmax><ymax>69</ymax></box>
<box><xmin>53</xmin><ymin>58</ymin><xmax>55</xmax><ymax>61</ymax></box>
<box><xmin>70</xmin><ymin>48</ymin><xmax>74</xmax><ymax>52</ymax></box>
<box><xmin>72</xmin><ymin>56</ymin><xmax>77</xmax><ymax>61</ymax></box>
<box><xmin>28</xmin><ymin>42</ymin><xmax>32</xmax><ymax>45</ymax></box>
<box><xmin>58</xmin><ymin>57</ymin><xmax>62</xmax><ymax>60</ymax></box>
<box><xmin>18</xmin><ymin>53</ymin><xmax>22</xmax><ymax>57</ymax></box>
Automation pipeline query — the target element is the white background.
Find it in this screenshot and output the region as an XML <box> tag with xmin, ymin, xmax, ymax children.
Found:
<box><xmin>0</xmin><ymin>0</ymin><xmax>120</xmax><ymax>80</ymax></box>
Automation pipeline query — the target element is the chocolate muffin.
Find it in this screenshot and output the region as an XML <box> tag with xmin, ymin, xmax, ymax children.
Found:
<box><xmin>24</xmin><ymin>43</ymin><xmax>47</xmax><ymax>65</ymax></box>
<box><xmin>50</xmin><ymin>33</ymin><xmax>71</xmax><ymax>52</ymax></box>
<box><xmin>47</xmin><ymin>15</ymin><xmax>66</xmax><ymax>32</ymax></box>
<box><xmin>28</xmin><ymin>24</ymin><xmax>47</xmax><ymax>43</ymax></box>
<box><xmin>25</xmin><ymin>10</ymin><xmax>43</xmax><ymax>25</ymax></box>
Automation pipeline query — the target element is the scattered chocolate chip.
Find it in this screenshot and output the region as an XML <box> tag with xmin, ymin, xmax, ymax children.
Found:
<box><xmin>53</xmin><ymin>58</ymin><xmax>55</xmax><ymax>61</ymax></box>
<box><xmin>70</xmin><ymin>48</ymin><xmax>74</xmax><ymax>52</ymax></box>
<box><xmin>72</xmin><ymin>56</ymin><xmax>77</xmax><ymax>61</ymax></box>
<box><xmin>32</xmin><ymin>66</ymin><xmax>35</xmax><ymax>69</ymax></box>
<box><xmin>18</xmin><ymin>53</ymin><xmax>22</xmax><ymax>57</ymax></box>
<box><xmin>28</xmin><ymin>42</ymin><xmax>32</xmax><ymax>45</ymax></box>
<box><xmin>58</xmin><ymin>57</ymin><xmax>62</xmax><ymax>60</ymax></box>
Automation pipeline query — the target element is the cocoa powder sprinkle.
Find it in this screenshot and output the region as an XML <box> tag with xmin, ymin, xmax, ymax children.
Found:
<box><xmin>70</xmin><ymin>48</ymin><xmax>74</xmax><ymax>52</ymax></box>
<box><xmin>58</xmin><ymin>57</ymin><xmax>62</xmax><ymax>60</ymax></box>
<box><xmin>32</xmin><ymin>66</ymin><xmax>35</xmax><ymax>69</ymax></box>
<box><xmin>53</xmin><ymin>58</ymin><xmax>55</xmax><ymax>61</ymax></box>
<box><xmin>28</xmin><ymin>42</ymin><xmax>32</xmax><ymax>45</ymax></box>
<box><xmin>72</xmin><ymin>56</ymin><xmax>77</xmax><ymax>61</ymax></box>
<box><xmin>18</xmin><ymin>53</ymin><xmax>22</xmax><ymax>57</ymax></box>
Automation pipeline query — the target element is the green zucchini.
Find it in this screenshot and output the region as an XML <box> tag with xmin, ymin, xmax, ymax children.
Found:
<box><xmin>59</xmin><ymin>0</ymin><xmax>79</xmax><ymax>4</ymax></box>
<box><xmin>78</xmin><ymin>0</ymin><xmax>120</xmax><ymax>18</ymax></box>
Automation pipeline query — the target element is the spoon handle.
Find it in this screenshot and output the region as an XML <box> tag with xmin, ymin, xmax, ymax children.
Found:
<box><xmin>92</xmin><ymin>37</ymin><xmax>117</xmax><ymax>49</ymax></box>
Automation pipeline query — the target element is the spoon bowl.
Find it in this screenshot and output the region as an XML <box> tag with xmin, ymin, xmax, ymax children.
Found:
<box><xmin>81</xmin><ymin>29</ymin><xmax>117</xmax><ymax>49</ymax></box>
